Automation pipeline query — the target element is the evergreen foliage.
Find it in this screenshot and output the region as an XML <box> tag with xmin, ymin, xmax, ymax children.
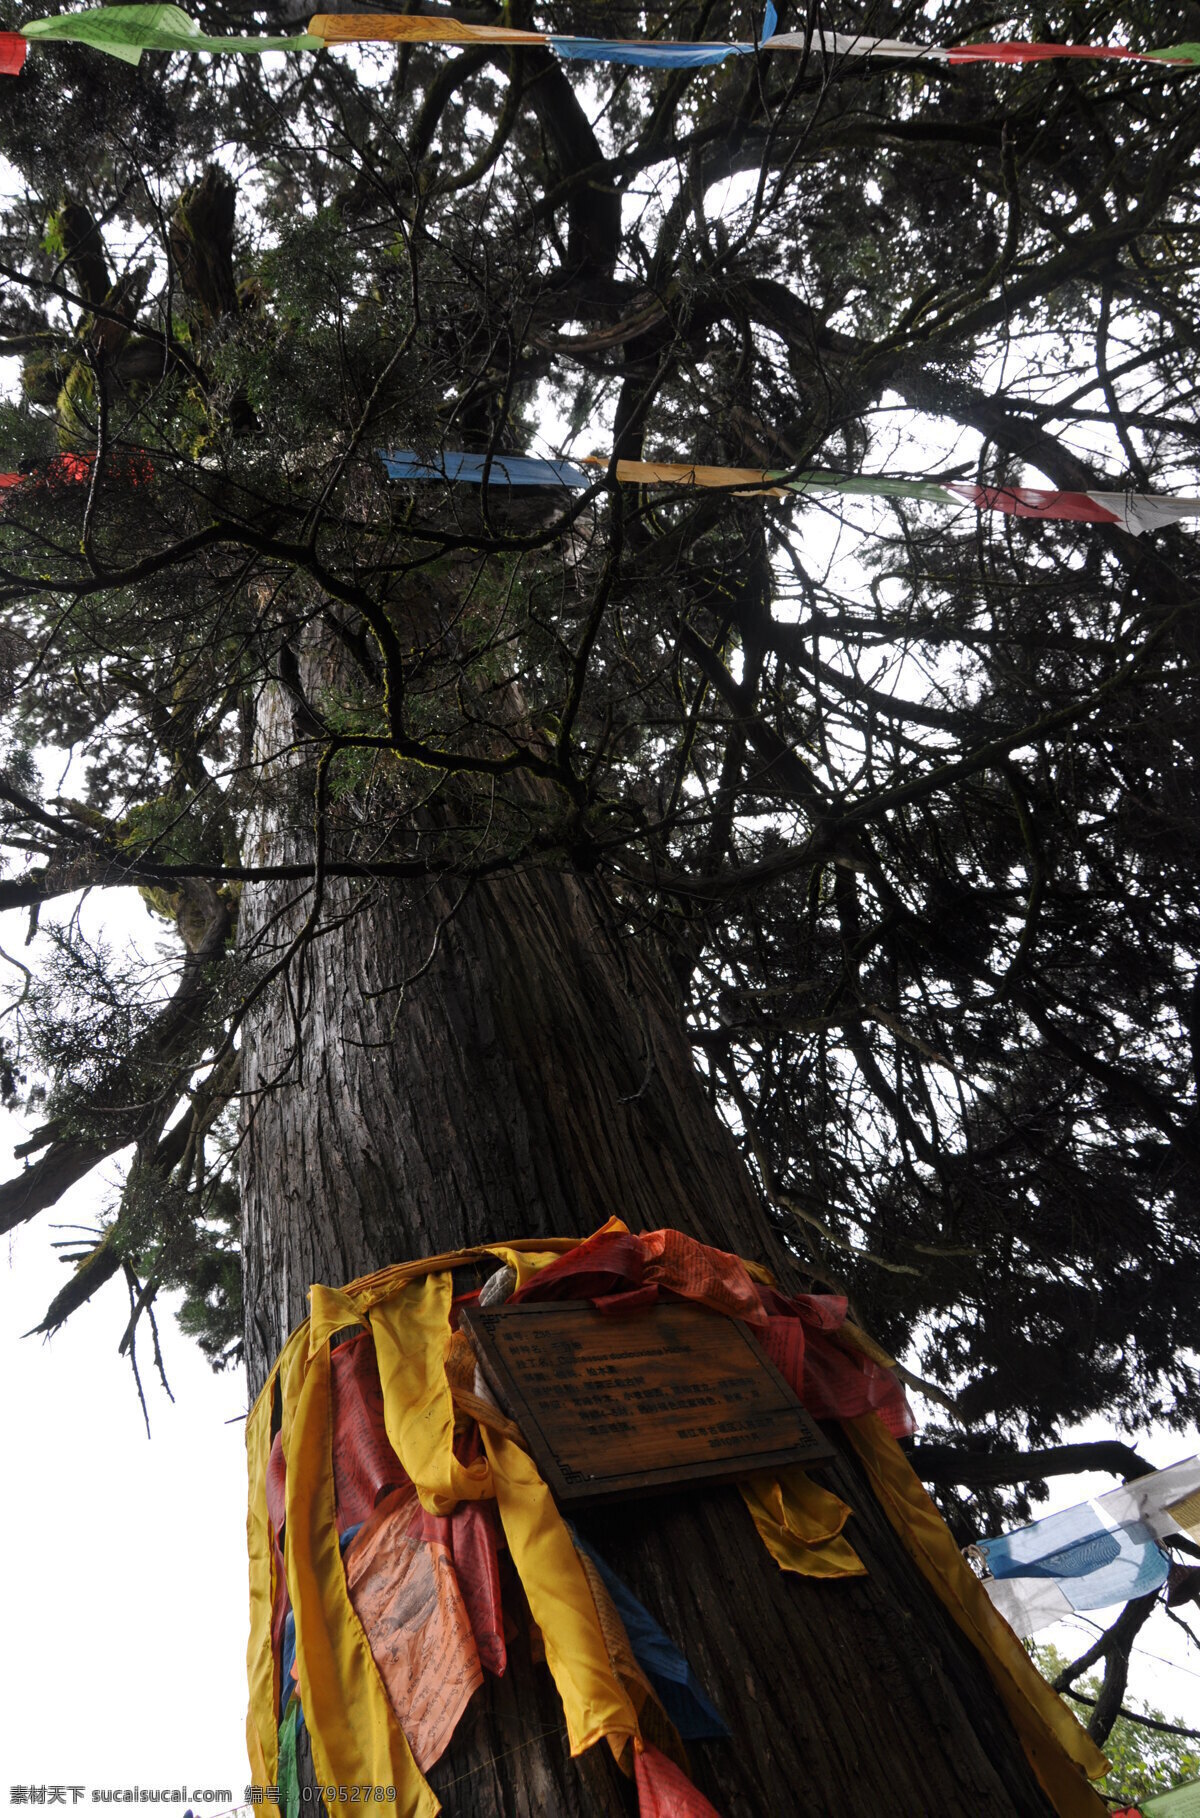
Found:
<box><xmin>1035</xmin><ymin>1644</ymin><xmax>1200</xmax><ymax>1804</ymax></box>
<box><xmin>1</xmin><ymin>0</ymin><xmax>1198</xmax><ymax>1468</ymax></box>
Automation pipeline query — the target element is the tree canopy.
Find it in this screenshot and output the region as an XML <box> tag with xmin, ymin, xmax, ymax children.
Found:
<box><xmin>1</xmin><ymin>0</ymin><xmax>1199</xmax><ymax>1481</ymax></box>
<box><xmin>1035</xmin><ymin>1643</ymin><xmax>1200</xmax><ymax>1806</ymax></box>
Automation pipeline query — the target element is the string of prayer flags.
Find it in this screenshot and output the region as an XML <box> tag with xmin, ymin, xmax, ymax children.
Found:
<box><xmin>8</xmin><ymin>3</ymin><xmax>1200</xmax><ymax>77</ymax></box>
<box><xmin>308</xmin><ymin>9</ymin><xmax>751</xmax><ymax>68</ymax></box>
<box><xmin>761</xmin><ymin>8</ymin><xmax>1200</xmax><ymax>69</ymax></box>
<box><xmin>306</xmin><ymin>4</ymin><xmax>1200</xmax><ymax>71</ymax></box>
<box><xmin>10</xmin><ymin>443</ymin><xmax>1195</xmax><ymax>541</ymax></box>
<box><xmin>380</xmin><ymin>448</ymin><xmax>1200</xmax><ymax>538</ymax></box>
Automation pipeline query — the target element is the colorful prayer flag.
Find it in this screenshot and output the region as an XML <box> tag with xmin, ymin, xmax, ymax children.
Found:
<box><xmin>18</xmin><ymin>3</ymin><xmax>320</xmax><ymax>68</ymax></box>
<box><xmin>978</xmin><ymin>1496</ymin><xmax>1171</xmax><ymax>1634</ymax></box>
<box><xmin>307</xmin><ymin>4</ymin><xmax>1200</xmax><ymax>73</ymax></box>
<box><xmin>8</xmin><ymin>3</ymin><xmax>1200</xmax><ymax>76</ymax></box>
<box><xmin>1096</xmin><ymin>1455</ymin><xmax>1200</xmax><ymax>1541</ymax></box>
<box><xmin>634</xmin><ymin>1744</ymin><xmax>724</xmax><ymax>1818</ymax></box>
<box><xmin>380</xmin><ymin>448</ymin><xmax>1200</xmax><ymax>538</ymax></box>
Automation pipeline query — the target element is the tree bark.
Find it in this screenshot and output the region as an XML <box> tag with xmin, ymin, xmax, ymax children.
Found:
<box><xmin>238</xmin><ymin>701</ymin><xmax>1076</xmax><ymax>1816</ymax></box>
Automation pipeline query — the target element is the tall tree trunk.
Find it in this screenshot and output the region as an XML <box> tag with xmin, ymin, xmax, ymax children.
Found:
<box><xmin>239</xmin><ymin>701</ymin><xmax>1072</xmax><ymax>1816</ymax></box>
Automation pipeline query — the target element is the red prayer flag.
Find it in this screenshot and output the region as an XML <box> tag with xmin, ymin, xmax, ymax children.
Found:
<box><xmin>511</xmin><ymin>1226</ymin><xmax>646</xmax><ymax>1302</ymax></box>
<box><xmin>448</xmin><ymin>1501</ymin><xmax>507</xmax><ymax>1675</ymax></box>
<box><xmin>0</xmin><ymin>33</ymin><xmax>27</xmax><ymax>75</ymax></box>
<box><xmin>639</xmin><ymin>1228</ymin><xmax>766</xmax><ymax>1326</ymax></box>
<box><xmin>516</xmin><ymin>1223</ymin><xmax>911</xmax><ymax>1429</ymax></box>
<box><xmin>949</xmin><ymin>482</ymin><xmax>1122</xmax><ymax>522</ymax></box>
<box><xmin>761</xmin><ymin>1309</ymin><xmax>805</xmax><ymax>1387</ymax></box>
<box><xmin>756</xmin><ymin>1285</ymin><xmax>915</xmax><ymax>1435</ymax></box>
<box><xmin>265</xmin><ymin>1432</ymin><xmax>291</xmax><ymax>1661</ymax></box>
<box><xmin>330</xmin><ymin>1329</ymin><xmax>409</xmax><ymax>1530</ymax></box>
<box><xmin>947</xmin><ymin>41</ymin><xmax>1141</xmax><ymax>64</ymax></box>
<box><xmin>265</xmin><ymin>1429</ymin><xmax>287</xmax><ymax>1537</ymax></box>
<box><xmin>635</xmin><ymin>1744</ymin><xmax>724</xmax><ymax>1818</ymax></box>
<box><xmin>420</xmin><ymin>1424</ymin><xmax>508</xmax><ymax>1677</ymax></box>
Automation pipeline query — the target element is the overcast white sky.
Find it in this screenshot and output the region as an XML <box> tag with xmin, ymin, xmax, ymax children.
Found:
<box><xmin>0</xmin><ymin>1141</ymin><xmax>250</xmax><ymax>1817</ymax></box>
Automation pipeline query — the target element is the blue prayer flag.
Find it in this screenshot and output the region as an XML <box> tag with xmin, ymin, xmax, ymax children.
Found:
<box><xmin>981</xmin><ymin>1501</ymin><xmax>1113</xmax><ymax>1578</ymax></box>
<box><xmin>550</xmin><ymin>36</ymin><xmax>743</xmax><ymax>65</ymax></box>
<box><xmin>381</xmin><ymin>450</ymin><xmax>591</xmax><ymax>488</ymax></box>
<box><xmin>1061</xmin><ymin>1522</ymin><xmax>1169</xmax><ymax>1611</ymax></box>
<box><xmin>571</xmin><ymin>1530</ymin><xmax>729</xmax><ymax>1740</ymax></box>
<box><xmin>980</xmin><ymin>1502</ymin><xmax>1169</xmax><ymax>1614</ymax></box>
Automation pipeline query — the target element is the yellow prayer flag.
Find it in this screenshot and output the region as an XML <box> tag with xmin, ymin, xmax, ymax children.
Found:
<box><xmin>245</xmin><ymin>1387</ymin><xmax>282</xmax><ymax>1818</ymax></box>
<box><xmin>740</xmin><ymin>1468</ymin><xmax>866</xmax><ymax>1578</ymax></box>
<box><xmin>371</xmin><ymin>1272</ymin><xmax>493</xmax><ymax>1515</ymax></box>
<box><xmin>285</xmin><ymin>1342</ymin><xmax>438</xmax><ymax>1818</ymax></box>
<box><xmin>844</xmin><ymin>1414</ymin><xmax>1109</xmax><ymax>1816</ymax></box>
<box><xmin>482</xmin><ymin>1423</ymin><xmax>640</xmax><ymax>1757</ymax></box>
<box><xmin>308</xmin><ymin>14</ymin><xmax>547</xmax><ymax>46</ymax></box>
<box><xmin>1166</xmin><ymin>1487</ymin><xmax>1200</xmax><ymax>1540</ymax></box>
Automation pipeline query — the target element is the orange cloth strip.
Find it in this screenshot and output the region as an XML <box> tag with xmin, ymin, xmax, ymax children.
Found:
<box><xmin>308</xmin><ymin>13</ymin><xmax>547</xmax><ymax>44</ymax></box>
<box><xmin>586</xmin><ymin>456</ymin><xmax>789</xmax><ymax>495</ymax></box>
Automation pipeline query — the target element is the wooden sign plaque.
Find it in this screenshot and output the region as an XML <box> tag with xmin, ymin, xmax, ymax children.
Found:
<box><xmin>461</xmin><ymin>1299</ymin><xmax>833</xmax><ymax>1504</ymax></box>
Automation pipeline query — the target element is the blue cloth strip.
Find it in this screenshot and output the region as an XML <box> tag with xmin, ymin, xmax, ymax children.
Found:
<box><xmin>1061</xmin><ymin>1522</ymin><xmax>1169</xmax><ymax>1611</ymax></box>
<box><xmin>279</xmin><ymin>1610</ymin><xmax>299</xmax><ymax>1727</ymax></box>
<box><xmin>980</xmin><ymin>1503</ymin><xmax>1169</xmax><ymax>1611</ymax></box>
<box><xmin>381</xmin><ymin>450</ymin><xmax>591</xmax><ymax>488</ymax></box>
<box><xmin>550</xmin><ymin>36</ymin><xmax>745</xmax><ymax>65</ymax></box>
<box><xmin>571</xmin><ymin>1529</ymin><xmax>729</xmax><ymax>1739</ymax></box>
<box><xmin>981</xmin><ymin>1501</ymin><xmax>1111</xmax><ymax>1577</ymax></box>
<box><xmin>549</xmin><ymin>6</ymin><xmax>775</xmax><ymax>68</ymax></box>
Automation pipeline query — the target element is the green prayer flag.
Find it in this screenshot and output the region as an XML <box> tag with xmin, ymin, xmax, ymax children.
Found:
<box><xmin>1146</xmin><ymin>43</ymin><xmax>1200</xmax><ymax>64</ymax></box>
<box><xmin>1140</xmin><ymin>1779</ymin><xmax>1200</xmax><ymax>1817</ymax></box>
<box><xmin>276</xmin><ymin>1697</ymin><xmax>301</xmax><ymax>1818</ymax></box>
<box><xmin>769</xmin><ymin>471</ymin><xmax>956</xmax><ymax>505</ymax></box>
<box><xmin>21</xmin><ymin>4</ymin><xmax>322</xmax><ymax>64</ymax></box>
